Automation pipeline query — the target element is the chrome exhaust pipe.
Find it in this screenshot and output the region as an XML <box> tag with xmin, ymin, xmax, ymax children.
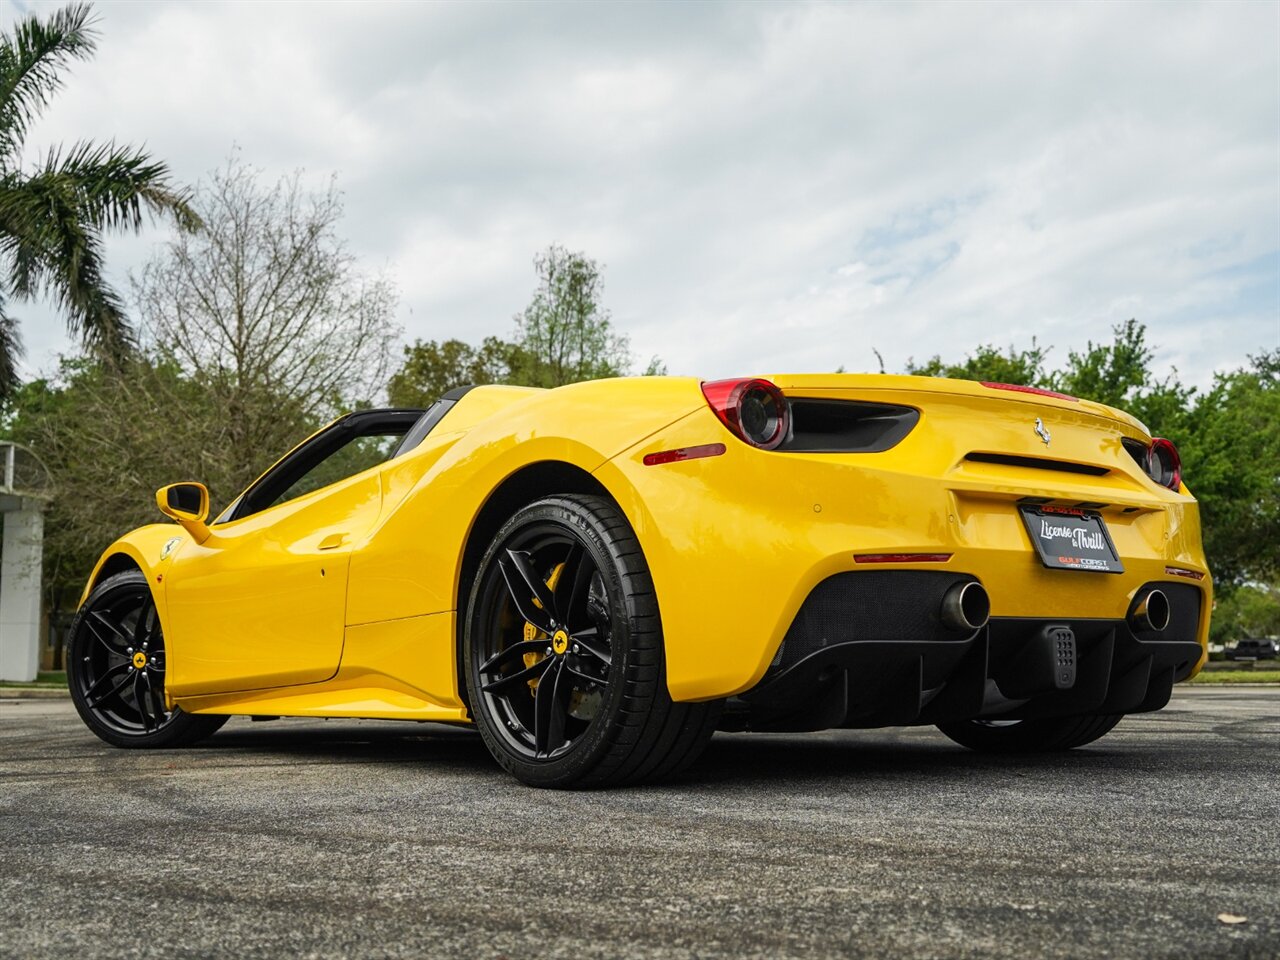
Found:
<box><xmin>940</xmin><ymin>581</ymin><xmax>990</xmax><ymax>633</ymax></box>
<box><xmin>1130</xmin><ymin>589</ymin><xmax>1170</xmax><ymax>632</ymax></box>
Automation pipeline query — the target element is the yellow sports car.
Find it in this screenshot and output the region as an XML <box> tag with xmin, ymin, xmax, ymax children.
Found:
<box><xmin>68</xmin><ymin>375</ymin><xmax>1211</xmax><ymax>787</ymax></box>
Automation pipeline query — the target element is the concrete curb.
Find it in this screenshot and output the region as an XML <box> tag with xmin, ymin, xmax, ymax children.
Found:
<box><xmin>0</xmin><ymin>686</ymin><xmax>69</xmax><ymax>699</ymax></box>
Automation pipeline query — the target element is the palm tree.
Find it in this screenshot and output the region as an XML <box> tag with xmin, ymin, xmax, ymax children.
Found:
<box><xmin>0</xmin><ymin>2</ymin><xmax>197</xmax><ymax>398</ymax></box>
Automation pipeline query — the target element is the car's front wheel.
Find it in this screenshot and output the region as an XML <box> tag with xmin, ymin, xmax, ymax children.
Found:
<box><xmin>463</xmin><ymin>495</ymin><xmax>720</xmax><ymax>788</ymax></box>
<box><xmin>936</xmin><ymin>714</ymin><xmax>1122</xmax><ymax>753</ymax></box>
<box><xmin>67</xmin><ymin>570</ymin><xmax>227</xmax><ymax>749</ymax></box>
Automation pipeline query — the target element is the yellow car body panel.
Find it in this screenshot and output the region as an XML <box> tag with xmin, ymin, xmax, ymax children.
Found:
<box><xmin>79</xmin><ymin>374</ymin><xmax>1211</xmax><ymax>722</ymax></box>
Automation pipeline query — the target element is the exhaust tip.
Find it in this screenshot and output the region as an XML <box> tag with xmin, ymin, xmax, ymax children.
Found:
<box><xmin>941</xmin><ymin>581</ymin><xmax>990</xmax><ymax>633</ymax></box>
<box><xmin>1130</xmin><ymin>589</ymin><xmax>1171</xmax><ymax>633</ymax></box>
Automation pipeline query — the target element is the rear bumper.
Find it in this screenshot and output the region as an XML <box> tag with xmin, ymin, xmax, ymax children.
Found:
<box><xmin>599</xmin><ymin>400</ymin><xmax>1211</xmax><ymax>703</ymax></box>
<box><xmin>728</xmin><ymin>572</ymin><xmax>1203</xmax><ymax>731</ymax></box>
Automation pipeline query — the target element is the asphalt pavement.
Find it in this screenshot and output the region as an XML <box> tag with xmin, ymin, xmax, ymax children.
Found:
<box><xmin>1</xmin><ymin>686</ymin><xmax>1277</xmax><ymax>959</ymax></box>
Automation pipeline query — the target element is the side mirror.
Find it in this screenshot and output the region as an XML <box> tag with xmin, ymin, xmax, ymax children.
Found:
<box><xmin>156</xmin><ymin>482</ymin><xmax>213</xmax><ymax>544</ymax></box>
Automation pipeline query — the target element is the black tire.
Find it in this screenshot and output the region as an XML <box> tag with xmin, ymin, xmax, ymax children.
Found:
<box><xmin>67</xmin><ymin>570</ymin><xmax>227</xmax><ymax>749</ymax></box>
<box><xmin>463</xmin><ymin>494</ymin><xmax>721</xmax><ymax>788</ymax></box>
<box><xmin>936</xmin><ymin>713</ymin><xmax>1123</xmax><ymax>753</ymax></box>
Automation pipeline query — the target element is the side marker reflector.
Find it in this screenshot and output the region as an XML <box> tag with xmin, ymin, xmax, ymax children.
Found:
<box><xmin>1164</xmin><ymin>566</ymin><xmax>1206</xmax><ymax>581</ymax></box>
<box><xmin>643</xmin><ymin>443</ymin><xmax>727</xmax><ymax>467</ymax></box>
<box><xmin>854</xmin><ymin>553</ymin><xmax>953</xmax><ymax>564</ymax></box>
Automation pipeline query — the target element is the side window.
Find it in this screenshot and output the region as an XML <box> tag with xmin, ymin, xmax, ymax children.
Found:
<box><xmin>268</xmin><ymin>433</ymin><xmax>403</xmax><ymax>509</ymax></box>
<box><xmin>228</xmin><ymin>410</ymin><xmax>423</xmax><ymax>521</ymax></box>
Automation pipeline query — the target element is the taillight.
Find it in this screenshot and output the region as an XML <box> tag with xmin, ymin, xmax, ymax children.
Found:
<box><xmin>700</xmin><ymin>378</ymin><xmax>790</xmax><ymax>450</ymax></box>
<box><xmin>1147</xmin><ymin>437</ymin><xmax>1182</xmax><ymax>491</ymax></box>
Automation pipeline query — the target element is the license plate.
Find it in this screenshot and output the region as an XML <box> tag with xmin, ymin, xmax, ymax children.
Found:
<box><xmin>1019</xmin><ymin>506</ymin><xmax>1124</xmax><ymax>574</ymax></box>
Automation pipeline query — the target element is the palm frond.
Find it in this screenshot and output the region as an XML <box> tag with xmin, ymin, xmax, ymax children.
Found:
<box><xmin>0</xmin><ymin>170</ymin><xmax>133</xmax><ymax>359</ymax></box>
<box><xmin>0</xmin><ymin>3</ymin><xmax>98</xmax><ymax>164</ymax></box>
<box><xmin>37</xmin><ymin>141</ymin><xmax>200</xmax><ymax>232</ymax></box>
<box><xmin>0</xmin><ymin>293</ymin><xmax>24</xmax><ymax>399</ymax></box>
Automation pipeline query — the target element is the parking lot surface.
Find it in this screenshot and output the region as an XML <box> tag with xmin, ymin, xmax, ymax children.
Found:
<box><xmin>2</xmin><ymin>686</ymin><xmax>1277</xmax><ymax>959</ymax></box>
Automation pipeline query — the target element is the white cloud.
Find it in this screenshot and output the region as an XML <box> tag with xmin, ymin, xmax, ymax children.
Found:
<box><xmin>7</xmin><ymin>0</ymin><xmax>1278</xmax><ymax>390</ymax></box>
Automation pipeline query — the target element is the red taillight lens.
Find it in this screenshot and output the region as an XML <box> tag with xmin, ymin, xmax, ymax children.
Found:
<box><xmin>700</xmin><ymin>378</ymin><xmax>790</xmax><ymax>450</ymax></box>
<box><xmin>1147</xmin><ymin>437</ymin><xmax>1182</xmax><ymax>491</ymax></box>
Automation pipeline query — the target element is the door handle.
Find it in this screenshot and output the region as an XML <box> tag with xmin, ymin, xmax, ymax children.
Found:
<box><xmin>318</xmin><ymin>533</ymin><xmax>347</xmax><ymax>550</ymax></box>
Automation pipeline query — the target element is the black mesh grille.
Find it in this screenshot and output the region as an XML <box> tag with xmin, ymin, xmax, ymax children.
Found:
<box><xmin>772</xmin><ymin>571</ymin><xmax>975</xmax><ymax>672</ymax></box>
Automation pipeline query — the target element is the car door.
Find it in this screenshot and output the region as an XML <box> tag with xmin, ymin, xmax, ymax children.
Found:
<box><xmin>163</xmin><ymin>410</ymin><xmax>421</xmax><ymax>697</ymax></box>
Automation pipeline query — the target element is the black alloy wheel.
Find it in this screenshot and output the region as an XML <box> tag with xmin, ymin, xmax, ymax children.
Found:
<box><xmin>464</xmin><ymin>495</ymin><xmax>721</xmax><ymax>788</ymax></box>
<box><xmin>67</xmin><ymin>570</ymin><xmax>226</xmax><ymax>749</ymax></box>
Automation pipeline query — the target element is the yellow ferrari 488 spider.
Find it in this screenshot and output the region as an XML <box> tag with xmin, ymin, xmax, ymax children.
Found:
<box><xmin>68</xmin><ymin>375</ymin><xmax>1211</xmax><ymax>787</ymax></box>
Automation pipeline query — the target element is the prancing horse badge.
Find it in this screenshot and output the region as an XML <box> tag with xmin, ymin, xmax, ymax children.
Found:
<box><xmin>1034</xmin><ymin>418</ymin><xmax>1051</xmax><ymax>446</ymax></box>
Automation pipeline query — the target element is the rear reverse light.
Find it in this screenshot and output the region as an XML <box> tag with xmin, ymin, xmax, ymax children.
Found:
<box><xmin>701</xmin><ymin>378</ymin><xmax>790</xmax><ymax>450</ymax></box>
<box><xmin>1147</xmin><ymin>437</ymin><xmax>1181</xmax><ymax>491</ymax></box>
<box><xmin>980</xmin><ymin>381</ymin><xmax>1079</xmax><ymax>402</ymax></box>
<box><xmin>854</xmin><ymin>553</ymin><xmax>953</xmax><ymax>564</ymax></box>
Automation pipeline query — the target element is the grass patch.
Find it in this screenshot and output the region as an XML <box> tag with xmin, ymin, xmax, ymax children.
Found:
<box><xmin>1188</xmin><ymin>669</ymin><xmax>1280</xmax><ymax>684</ymax></box>
<box><xmin>0</xmin><ymin>671</ymin><xmax>66</xmax><ymax>689</ymax></box>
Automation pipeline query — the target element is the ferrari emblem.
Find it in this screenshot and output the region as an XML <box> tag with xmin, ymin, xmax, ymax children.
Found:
<box><xmin>1034</xmin><ymin>418</ymin><xmax>1051</xmax><ymax>446</ymax></box>
<box><xmin>160</xmin><ymin>537</ymin><xmax>182</xmax><ymax>560</ymax></box>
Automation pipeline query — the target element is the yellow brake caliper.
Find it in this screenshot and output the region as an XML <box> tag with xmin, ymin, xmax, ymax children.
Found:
<box><xmin>521</xmin><ymin>562</ymin><xmax>565</xmax><ymax>692</ymax></box>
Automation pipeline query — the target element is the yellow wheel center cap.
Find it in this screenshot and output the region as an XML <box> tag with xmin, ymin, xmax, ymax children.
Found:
<box><xmin>551</xmin><ymin>630</ymin><xmax>570</xmax><ymax>655</ymax></box>
<box><xmin>132</xmin><ymin>652</ymin><xmax>148</xmax><ymax>669</ymax></box>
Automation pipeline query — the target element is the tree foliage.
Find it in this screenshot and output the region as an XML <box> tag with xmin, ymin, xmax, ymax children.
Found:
<box><xmin>0</xmin><ymin>2</ymin><xmax>196</xmax><ymax>398</ymax></box>
<box><xmin>388</xmin><ymin>244</ymin><xmax>661</xmax><ymax>403</ymax></box>
<box><xmin>905</xmin><ymin>322</ymin><xmax>1279</xmax><ymax>589</ymax></box>
<box><xmin>1210</xmin><ymin>582</ymin><xmax>1280</xmax><ymax>644</ymax></box>
<box><xmin>907</xmin><ymin>340</ymin><xmax>1049</xmax><ymax>386</ymax></box>
<box><xmin>387</xmin><ymin>336</ymin><xmax>525</xmax><ymax>409</ymax></box>
<box><xmin>131</xmin><ymin>157</ymin><xmax>398</xmax><ymax>485</ymax></box>
<box><xmin>511</xmin><ymin>245</ymin><xmax>632</xmax><ymax>387</ymax></box>
<box><xmin>3</xmin><ymin>160</ymin><xmax>397</xmax><ymax>609</ymax></box>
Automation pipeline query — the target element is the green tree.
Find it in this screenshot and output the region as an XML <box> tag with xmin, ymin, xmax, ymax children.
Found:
<box><xmin>1051</xmin><ymin>319</ymin><xmax>1153</xmax><ymax>408</ymax></box>
<box><xmin>0</xmin><ymin>3</ymin><xmax>196</xmax><ymax>398</ymax></box>
<box><xmin>1210</xmin><ymin>582</ymin><xmax>1280</xmax><ymax>644</ymax></box>
<box><xmin>387</xmin><ymin>336</ymin><xmax>526</xmax><ymax>408</ymax></box>
<box><xmin>2</xmin><ymin>356</ymin><xmax>243</xmax><ymax>612</ymax></box>
<box><xmin>906</xmin><ymin>340</ymin><xmax>1048</xmax><ymax>386</ymax></box>
<box><xmin>512</xmin><ymin>245</ymin><xmax>633</xmax><ymax>387</ymax></box>
<box><xmin>131</xmin><ymin>158</ymin><xmax>398</xmax><ymax>487</ymax></box>
<box><xmin>386</xmin><ymin>244</ymin><xmax>664</xmax><ymax>404</ymax></box>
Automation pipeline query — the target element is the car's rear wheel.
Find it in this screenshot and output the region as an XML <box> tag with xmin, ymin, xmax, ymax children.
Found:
<box><xmin>936</xmin><ymin>714</ymin><xmax>1122</xmax><ymax>753</ymax></box>
<box><xmin>67</xmin><ymin>570</ymin><xmax>227</xmax><ymax>749</ymax></box>
<box><xmin>463</xmin><ymin>494</ymin><xmax>720</xmax><ymax>788</ymax></box>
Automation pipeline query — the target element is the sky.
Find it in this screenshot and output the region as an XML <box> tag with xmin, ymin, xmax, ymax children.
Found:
<box><xmin>6</xmin><ymin>0</ymin><xmax>1279</xmax><ymax>390</ymax></box>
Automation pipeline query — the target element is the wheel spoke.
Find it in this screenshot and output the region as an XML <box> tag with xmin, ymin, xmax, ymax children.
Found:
<box><xmin>499</xmin><ymin>552</ymin><xmax>554</xmax><ymax>633</ymax></box>
<box><xmin>573</xmin><ymin>631</ymin><xmax>612</xmax><ymax>667</ymax></box>
<box><xmin>89</xmin><ymin>611</ymin><xmax>129</xmax><ymax>648</ymax></box>
<box><xmin>87</xmin><ymin>669</ymin><xmax>134</xmax><ymax>709</ymax></box>
<box><xmin>134</xmin><ymin>673</ymin><xmax>154</xmax><ymax>730</ymax></box>
<box><xmin>507</xmin><ymin>548</ymin><xmax>558</xmax><ymax>616</ymax></box>
<box><xmin>481</xmin><ymin>656</ymin><xmax>553</xmax><ymax>694</ymax></box>
<box><xmin>132</xmin><ymin>597</ymin><xmax>154</xmax><ymax>647</ymax></box>
<box><xmin>85</xmin><ymin>620</ymin><xmax>123</xmax><ymax>657</ymax></box>
<box><xmin>479</xmin><ymin>639</ymin><xmax>550</xmax><ymax>674</ymax></box>
<box><xmin>82</xmin><ymin>662</ymin><xmax>129</xmax><ymax>702</ymax></box>
<box><xmin>564</xmin><ymin>661</ymin><xmax>607</xmax><ymax>689</ymax></box>
<box><xmin>534</xmin><ymin>658</ymin><xmax>569</xmax><ymax>755</ymax></box>
<box><xmin>553</xmin><ymin>542</ymin><xmax>592</xmax><ymax>627</ymax></box>
<box><xmin>144</xmin><ymin>671</ymin><xmax>166</xmax><ymax>723</ymax></box>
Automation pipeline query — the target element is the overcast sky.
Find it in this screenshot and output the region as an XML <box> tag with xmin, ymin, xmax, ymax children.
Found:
<box><xmin>8</xmin><ymin>0</ymin><xmax>1279</xmax><ymax>389</ymax></box>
